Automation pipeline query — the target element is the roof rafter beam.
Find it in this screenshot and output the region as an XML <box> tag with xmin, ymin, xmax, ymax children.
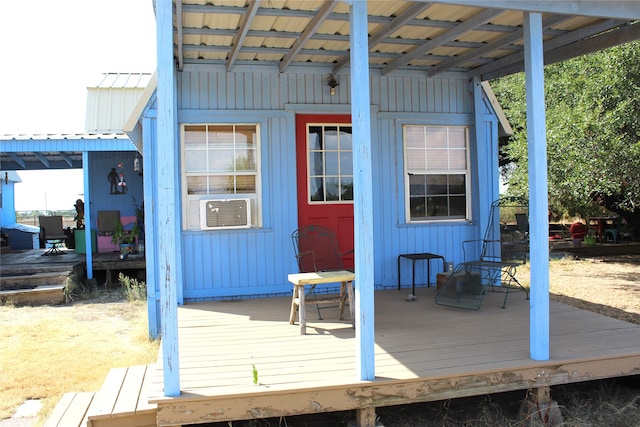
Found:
<box><xmin>34</xmin><ymin>152</ymin><xmax>50</xmax><ymax>168</ymax></box>
<box><xmin>177</xmin><ymin>0</ymin><xmax>184</xmax><ymax>71</ymax></box>
<box><xmin>332</xmin><ymin>2</ymin><xmax>433</xmax><ymax>74</ymax></box>
<box><xmin>183</xmin><ymin>26</ymin><xmax>522</xmax><ymax>53</ymax></box>
<box><xmin>181</xmin><ymin>3</ymin><xmax>536</xmax><ymax>36</ymax></box>
<box><xmin>469</xmin><ymin>19</ymin><xmax>626</xmax><ymax>79</ymax></box>
<box><xmin>60</xmin><ymin>152</ymin><xmax>73</xmax><ymax>167</ymax></box>
<box><xmin>227</xmin><ymin>0</ymin><xmax>261</xmax><ymax>71</ymax></box>
<box><xmin>421</xmin><ymin>0</ymin><xmax>640</xmax><ymax>20</ymax></box>
<box><xmin>382</xmin><ymin>8</ymin><xmax>503</xmax><ymax>76</ymax></box>
<box><xmin>482</xmin><ymin>20</ymin><xmax>640</xmax><ymax>80</ymax></box>
<box><xmin>8</xmin><ymin>153</ymin><xmax>25</xmax><ymax>169</ymax></box>
<box><xmin>186</xmin><ymin>44</ymin><xmax>484</xmax><ymax>63</ymax></box>
<box><xmin>279</xmin><ymin>0</ymin><xmax>338</xmax><ymax>72</ymax></box>
<box><xmin>427</xmin><ymin>14</ymin><xmax>570</xmax><ymax>77</ymax></box>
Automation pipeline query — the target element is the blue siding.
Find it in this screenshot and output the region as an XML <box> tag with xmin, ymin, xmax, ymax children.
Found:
<box><xmin>87</xmin><ymin>151</ymin><xmax>143</xmax><ymax>228</ymax></box>
<box><xmin>158</xmin><ymin>64</ymin><xmax>498</xmax><ymax>301</ymax></box>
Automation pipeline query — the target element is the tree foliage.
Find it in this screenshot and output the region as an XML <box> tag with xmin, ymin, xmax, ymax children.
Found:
<box><xmin>492</xmin><ymin>41</ymin><xmax>640</xmax><ymax>234</ymax></box>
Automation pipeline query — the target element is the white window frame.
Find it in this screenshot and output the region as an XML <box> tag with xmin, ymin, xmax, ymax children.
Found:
<box><xmin>181</xmin><ymin>123</ymin><xmax>261</xmax><ymax>231</ymax></box>
<box><xmin>403</xmin><ymin>125</ymin><xmax>471</xmax><ymax>223</ymax></box>
<box><xmin>306</xmin><ymin>123</ymin><xmax>354</xmax><ymax>205</ymax></box>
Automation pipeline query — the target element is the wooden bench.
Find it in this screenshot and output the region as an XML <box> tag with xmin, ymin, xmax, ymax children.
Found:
<box><xmin>288</xmin><ymin>270</ymin><xmax>355</xmax><ymax>335</ymax></box>
<box><xmin>44</xmin><ymin>392</ymin><xmax>96</xmax><ymax>427</ymax></box>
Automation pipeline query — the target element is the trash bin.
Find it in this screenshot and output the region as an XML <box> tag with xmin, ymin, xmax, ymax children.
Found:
<box><xmin>74</xmin><ymin>229</ymin><xmax>97</xmax><ymax>254</ymax></box>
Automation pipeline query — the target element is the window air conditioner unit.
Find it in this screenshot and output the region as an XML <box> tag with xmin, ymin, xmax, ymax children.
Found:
<box><xmin>199</xmin><ymin>199</ymin><xmax>251</xmax><ymax>230</ymax></box>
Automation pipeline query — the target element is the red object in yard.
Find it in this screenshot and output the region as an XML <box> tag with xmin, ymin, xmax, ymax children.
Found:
<box><xmin>569</xmin><ymin>222</ymin><xmax>587</xmax><ymax>239</ymax></box>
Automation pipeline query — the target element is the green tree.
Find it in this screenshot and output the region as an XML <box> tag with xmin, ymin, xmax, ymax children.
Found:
<box><xmin>493</xmin><ymin>41</ymin><xmax>640</xmax><ymax>236</ymax></box>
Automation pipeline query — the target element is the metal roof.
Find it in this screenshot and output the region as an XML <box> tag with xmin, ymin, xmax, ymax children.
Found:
<box><xmin>0</xmin><ymin>133</ymin><xmax>135</xmax><ymax>171</ymax></box>
<box><xmin>173</xmin><ymin>0</ymin><xmax>639</xmax><ymax>80</ymax></box>
<box><xmin>87</xmin><ymin>72</ymin><xmax>154</xmax><ymax>89</ymax></box>
<box><xmin>85</xmin><ymin>73</ymin><xmax>154</xmax><ymax>134</ymax></box>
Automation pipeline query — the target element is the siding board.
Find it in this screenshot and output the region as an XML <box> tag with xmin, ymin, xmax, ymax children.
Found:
<box><xmin>169</xmin><ymin>66</ymin><xmax>493</xmax><ymax>300</ymax></box>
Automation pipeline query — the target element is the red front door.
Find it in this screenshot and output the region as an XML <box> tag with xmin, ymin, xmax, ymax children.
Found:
<box><xmin>295</xmin><ymin>114</ymin><xmax>354</xmax><ymax>269</ymax></box>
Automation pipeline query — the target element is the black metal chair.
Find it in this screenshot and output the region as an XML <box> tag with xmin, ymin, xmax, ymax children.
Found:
<box><xmin>436</xmin><ymin>197</ymin><xmax>529</xmax><ymax>310</ymax></box>
<box><xmin>291</xmin><ymin>224</ymin><xmax>353</xmax><ymax>319</ymax></box>
<box><xmin>39</xmin><ymin>216</ymin><xmax>67</xmax><ymax>256</ymax></box>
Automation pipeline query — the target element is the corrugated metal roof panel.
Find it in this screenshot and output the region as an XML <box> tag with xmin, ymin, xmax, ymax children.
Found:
<box><xmin>89</xmin><ymin>72</ymin><xmax>153</xmax><ymax>89</ymax></box>
<box><xmin>172</xmin><ymin>1</ymin><xmax>638</xmax><ymax>79</ymax></box>
<box><xmin>85</xmin><ymin>73</ymin><xmax>153</xmax><ymax>133</ymax></box>
<box><xmin>0</xmin><ymin>133</ymin><xmax>129</xmax><ymax>140</ymax></box>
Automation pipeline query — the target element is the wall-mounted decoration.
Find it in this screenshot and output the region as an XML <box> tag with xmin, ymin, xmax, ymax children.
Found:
<box><xmin>108</xmin><ymin>167</ymin><xmax>120</xmax><ymax>194</ymax></box>
<box><xmin>108</xmin><ymin>167</ymin><xmax>128</xmax><ymax>194</ymax></box>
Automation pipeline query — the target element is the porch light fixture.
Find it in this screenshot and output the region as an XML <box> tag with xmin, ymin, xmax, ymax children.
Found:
<box><xmin>327</xmin><ymin>74</ymin><xmax>339</xmax><ymax>96</ymax></box>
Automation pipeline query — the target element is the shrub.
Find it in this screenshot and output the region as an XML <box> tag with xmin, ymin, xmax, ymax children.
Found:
<box><xmin>118</xmin><ymin>273</ymin><xmax>147</xmax><ymax>302</ymax></box>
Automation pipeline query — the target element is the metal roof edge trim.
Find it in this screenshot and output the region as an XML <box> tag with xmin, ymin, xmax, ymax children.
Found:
<box><xmin>124</xmin><ymin>72</ymin><xmax>158</xmax><ymax>133</ymax></box>
<box><xmin>0</xmin><ymin>133</ymin><xmax>129</xmax><ymax>141</ymax></box>
<box><xmin>481</xmin><ymin>81</ymin><xmax>513</xmax><ymax>137</ymax></box>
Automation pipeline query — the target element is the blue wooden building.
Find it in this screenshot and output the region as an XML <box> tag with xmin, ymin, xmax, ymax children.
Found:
<box><xmin>125</xmin><ymin>1</ymin><xmax>640</xmax><ymax>407</ymax></box>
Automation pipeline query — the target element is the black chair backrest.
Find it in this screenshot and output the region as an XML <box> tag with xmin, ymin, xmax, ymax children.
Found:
<box><xmin>292</xmin><ymin>224</ymin><xmax>344</xmax><ymax>273</ymax></box>
<box><xmin>98</xmin><ymin>210</ymin><xmax>121</xmax><ymax>233</ymax></box>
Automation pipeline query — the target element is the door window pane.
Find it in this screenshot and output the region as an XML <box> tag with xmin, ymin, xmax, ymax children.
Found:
<box><xmin>307</xmin><ymin>124</ymin><xmax>353</xmax><ymax>203</ymax></box>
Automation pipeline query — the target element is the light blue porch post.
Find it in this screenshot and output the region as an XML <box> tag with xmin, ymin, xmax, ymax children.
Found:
<box><xmin>348</xmin><ymin>0</ymin><xmax>375</xmax><ymax>381</ymax></box>
<box><xmin>82</xmin><ymin>151</ymin><xmax>93</xmax><ymax>280</ymax></box>
<box><xmin>157</xmin><ymin>0</ymin><xmax>181</xmax><ymax>395</ymax></box>
<box><xmin>524</xmin><ymin>12</ymin><xmax>550</xmax><ymax>361</ymax></box>
<box><xmin>143</xmin><ymin>116</ymin><xmax>159</xmax><ymax>339</ymax></box>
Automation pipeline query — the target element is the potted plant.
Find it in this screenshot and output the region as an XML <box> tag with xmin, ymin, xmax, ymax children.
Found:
<box><xmin>111</xmin><ymin>219</ymin><xmax>140</xmax><ymax>255</ymax></box>
<box><xmin>133</xmin><ymin>198</ymin><xmax>145</xmax><ymax>253</ymax></box>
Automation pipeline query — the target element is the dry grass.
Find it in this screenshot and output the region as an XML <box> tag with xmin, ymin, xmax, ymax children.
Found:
<box><xmin>518</xmin><ymin>254</ymin><xmax>640</xmax><ymax>325</ymax></box>
<box><xmin>0</xmin><ymin>289</ymin><xmax>158</xmax><ymax>423</ymax></box>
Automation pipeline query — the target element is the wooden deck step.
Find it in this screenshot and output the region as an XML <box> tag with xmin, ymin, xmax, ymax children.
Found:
<box><xmin>44</xmin><ymin>392</ymin><xmax>96</xmax><ymax>427</ymax></box>
<box><xmin>0</xmin><ymin>284</ymin><xmax>67</xmax><ymax>305</ymax></box>
<box><xmin>86</xmin><ymin>364</ymin><xmax>157</xmax><ymax>427</ymax></box>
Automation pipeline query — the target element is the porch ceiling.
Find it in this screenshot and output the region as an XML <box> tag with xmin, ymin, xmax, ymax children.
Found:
<box><xmin>175</xmin><ymin>0</ymin><xmax>639</xmax><ymax>79</ymax></box>
<box><xmin>0</xmin><ymin>133</ymin><xmax>134</xmax><ymax>171</ymax></box>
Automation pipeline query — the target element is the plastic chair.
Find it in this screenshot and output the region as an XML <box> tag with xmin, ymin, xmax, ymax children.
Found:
<box><xmin>291</xmin><ymin>224</ymin><xmax>353</xmax><ymax>319</ymax></box>
<box><xmin>39</xmin><ymin>216</ymin><xmax>67</xmax><ymax>256</ymax></box>
<box><xmin>603</xmin><ymin>217</ymin><xmax>621</xmax><ymax>243</ymax></box>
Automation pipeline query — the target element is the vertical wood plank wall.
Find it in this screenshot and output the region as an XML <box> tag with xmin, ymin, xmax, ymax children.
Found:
<box><xmin>168</xmin><ymin>65</ymin><xmax>498</xmax><ymax>300</ymax></box>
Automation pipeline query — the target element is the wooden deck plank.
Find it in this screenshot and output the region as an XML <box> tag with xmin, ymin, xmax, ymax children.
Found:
<box><xmin>60</xmin><ymin>392</ymin><xmax>95</xmax><ymax>427</ymax></box>
<box><xmin>136</xmin><ymin>365</ymin><xmax>158</xmax><ymax>413</ymax></box>
<box><xmin>87</xmin><ymin>367</ymin><xmax>127</xmax><ymax>419</ymax></box>
<box><xmin>112</xmin><ymin>365</ymin><xmax>146</xmax><ymax>416</ymax></box>
<box><xmin>44</xmin><ymin>392</ymin><xmax>76</xmax><ymax>427</ymax></box>
<box><xmin>44</xmin><ymin>392</ymin><xmax>95</xmax><ymax>427</ymax></box>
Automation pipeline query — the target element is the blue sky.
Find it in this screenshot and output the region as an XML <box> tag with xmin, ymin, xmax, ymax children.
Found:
<box><xmin>0</xmin><ymin>0</ymin><xmax>156</xmax><ymax>210</ymax></box>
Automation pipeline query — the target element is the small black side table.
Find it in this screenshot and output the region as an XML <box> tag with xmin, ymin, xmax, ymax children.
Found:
<box><xmin>398</xmin><ymin>253</ymin><xmax>446</xmax><ymax>295</ymax></box>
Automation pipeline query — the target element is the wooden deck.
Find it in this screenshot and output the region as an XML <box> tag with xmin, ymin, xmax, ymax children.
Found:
<box><xmin>0</xmin><ymin>248</ymin><xmax>145</xmax><ymax>288</ymax></box>
<box><xmin>44</xmin><ymin>365</ymin><xmax>156</xmax><ymax>427</ymax></box>
<box><xmin>150</xmin><ymin>288</ymin><xmax>640</xmax><ymax>426</ymax></box>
